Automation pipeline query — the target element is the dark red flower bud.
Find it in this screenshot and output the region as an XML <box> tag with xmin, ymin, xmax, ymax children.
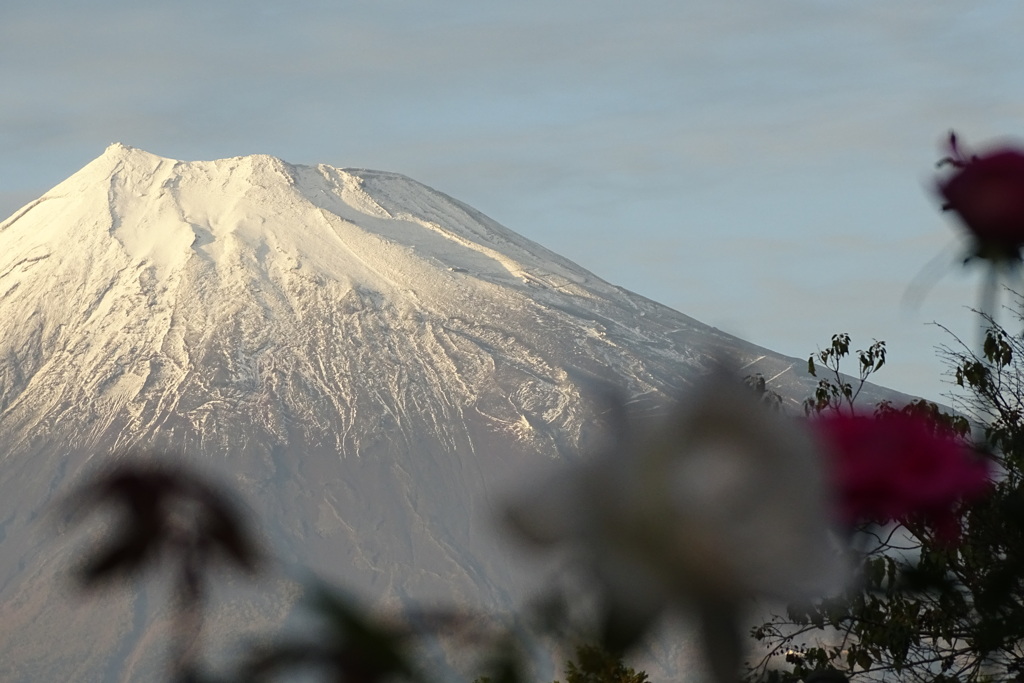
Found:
<box><xmin>938</xmin><ymin>136</ymin><xmax>1024</xmax><ymax>262</ymax></box>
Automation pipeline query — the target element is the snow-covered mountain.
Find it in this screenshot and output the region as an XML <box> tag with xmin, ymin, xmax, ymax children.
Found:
<box><xmin>0</xmin><ymin>144</ymin><xmax>894</xmax><ymax>681</ymax></box>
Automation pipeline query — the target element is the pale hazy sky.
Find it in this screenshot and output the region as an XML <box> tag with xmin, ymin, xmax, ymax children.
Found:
<box><xmin>3</xmin><ymin>0</ymin><xmax>1023</xmax><ymax>403</ymax></box>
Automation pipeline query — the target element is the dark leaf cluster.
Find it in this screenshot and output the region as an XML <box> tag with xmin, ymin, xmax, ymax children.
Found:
<box><xmin>805</xmin><ymin>334</ymin><xmax>886</xmax><ymax>416</ymax></box>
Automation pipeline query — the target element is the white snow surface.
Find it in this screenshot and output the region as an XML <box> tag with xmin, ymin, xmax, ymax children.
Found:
<box><xmin>0</xmin><ymin>144</ymin><xmax>901</xmax><ymax>682</ymax></box>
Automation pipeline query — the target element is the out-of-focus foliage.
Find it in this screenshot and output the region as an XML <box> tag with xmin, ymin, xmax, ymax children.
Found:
<box><xmin>556</xmin><ymin>644</ymin><xmax>649</xmax><ymax>683</ymax></box>
<box><xmin>744</xmin><ymin>373</ymin><xmax>784</xmax><ymax>412</ymax></box>
<box><xmin>239</xmin><ymin>582</ymin><xmax>417</xmax><ymax>683</ymax></box>
<box><xmin>61</xmin><ymin>457</ymin><xmax>262</xmax><ymax>682</ymax></box>
<box><xmin>64</xmin><ymin>459</ymin><xmax>261</xmax><ymax>588</ymax></box>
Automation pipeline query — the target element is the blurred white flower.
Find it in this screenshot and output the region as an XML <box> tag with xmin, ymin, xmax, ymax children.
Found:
<box><xmin>504</xmin><ymin>367</ymin><xmax>845</xmax><ymax>673</ymax></box>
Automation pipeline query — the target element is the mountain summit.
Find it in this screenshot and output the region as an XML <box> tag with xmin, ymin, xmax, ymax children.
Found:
<box><xmin>0</xmin><ymin>144</ymin><xmax>831</xmax><ymax>680</ymax></box>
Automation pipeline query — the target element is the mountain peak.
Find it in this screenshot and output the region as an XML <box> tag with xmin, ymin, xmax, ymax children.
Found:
<box><xmin>0</xmin><ymin>146</ymin><xmax>836</xmax><ymax>680</ymax></box>
<box><xmin>24</xmin><ymin>145</ymin><xmax>633</xmax><ymax>306</ymax></box>
<box><xmin>102</xmin><ymin>140</ymin><xmax>150</xmax><ymax>158</ymax></box>
<box><xmin>90</xmin><ymin>144</ymin><xmax>302</xmax><ymax>191</ymax></box>
<box><xmin>95</xmin><ymin>141</ymin><xmax>171</xmax><ymax>170</ymax></box>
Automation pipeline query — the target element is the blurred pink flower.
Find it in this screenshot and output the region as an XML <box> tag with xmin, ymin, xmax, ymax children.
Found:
<box><xmin>815</xmin><ymin>412</ymin><xmax>990</xmax><ymax>541</ymax></box>
<box><xmin>937</xmin><ymin>132</ymin><xmax>1024</xmax><ymax>262</ymax></box>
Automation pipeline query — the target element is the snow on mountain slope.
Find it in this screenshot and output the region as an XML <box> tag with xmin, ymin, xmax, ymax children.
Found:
<box><xmin>0</xmin><ymin>144</ymin><xmax>893</xmax><ymax>681</ymax></box>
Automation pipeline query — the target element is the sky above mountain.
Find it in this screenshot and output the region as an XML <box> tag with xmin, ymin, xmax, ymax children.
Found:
<box><xmin>2</xmin><ymin>0</ymin><xmax>1022</xmax><ymax>403</ymax></box>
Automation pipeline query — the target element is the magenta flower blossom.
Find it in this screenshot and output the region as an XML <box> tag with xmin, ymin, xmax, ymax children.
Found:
<box><xmin>815</xmin><ymin>412</ymin><xmax>990</xmax><ymax>541</ymax></box>
<box><xmin>937</xmin><ymin>132</ymin><xmax>1024</xmax><ymax>263</ymax></box>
